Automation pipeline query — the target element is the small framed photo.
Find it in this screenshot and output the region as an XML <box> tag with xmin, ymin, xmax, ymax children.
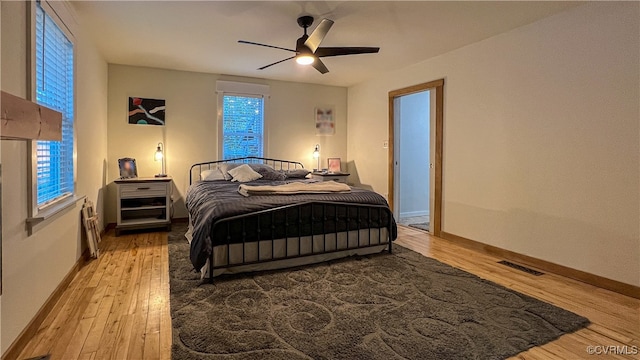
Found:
<box><xmin>328</xmin><ymin>158</ymin><xmax>341</xmax><ymax>173</ymax></box>
<box><xmin>118</xmin><ymin>158</ymin><xmax>138</xmax><ymax>179</ymax></box>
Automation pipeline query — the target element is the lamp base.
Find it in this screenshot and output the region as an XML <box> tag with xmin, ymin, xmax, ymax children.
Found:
<box><xmin>155</xmin><ymin>174</ymin><xmax>168</xmax><ymax>178</ymax></box>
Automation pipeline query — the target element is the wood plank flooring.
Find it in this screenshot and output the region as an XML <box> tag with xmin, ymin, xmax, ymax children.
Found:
<box><xmin>16</xmin><ymin>226</ymin><xmax>639</xmax><ymax>359</ymax></box>
<box><xmin>17</xmin><ymin>232</ymin><xmax>170</xmax><ymax>360</ymax></box>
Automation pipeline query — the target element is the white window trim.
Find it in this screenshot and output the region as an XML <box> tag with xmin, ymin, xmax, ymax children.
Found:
<box><xmin>216</xmin><ymin>81</ymin><xmax>270</xmax><ymax>159</ymax></box>
<box><xmin>26</xmin><ymin>0</ymin><xmax>80</xmax><ymax>234</ymax></box>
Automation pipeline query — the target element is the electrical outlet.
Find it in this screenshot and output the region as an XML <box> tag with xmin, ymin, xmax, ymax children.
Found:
<box><xmin>383</xmin><ymin>140</ymin><xmax>389</xmax><ymax>149</ymax></box>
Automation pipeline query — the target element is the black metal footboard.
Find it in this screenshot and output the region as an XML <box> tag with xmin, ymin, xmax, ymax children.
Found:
<box><xmin>207</xmin><ymin>201</ymin><xmax>395</xmax><ymax>283</ymax></box>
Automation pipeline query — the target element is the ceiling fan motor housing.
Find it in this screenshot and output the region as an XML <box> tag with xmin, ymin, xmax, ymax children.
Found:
<box><xmin>297</xmin><ymin>16</ymin><xmax>314</xmax><ymax>30</ymax></box>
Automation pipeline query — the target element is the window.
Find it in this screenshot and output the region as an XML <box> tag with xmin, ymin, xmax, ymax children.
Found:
<box><xmin>216</xmin><ymin>81</ymin><xmax>269</xmax><ymax>160</ymax></box>
<box><xmin>221</xmin><ymin>95</ymin><xmax>264</xmax><ymax>159</ymax></box>
<box><xmin>34</xmin><ymin>1</ymin><xmax>75</xmax><ymax>209</ymax></box>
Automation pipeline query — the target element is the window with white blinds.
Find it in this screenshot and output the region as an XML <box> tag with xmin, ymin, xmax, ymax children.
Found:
<box><xmin>222</xmin><ymin>95</ymin><xmax>264</xmax><ymax>159</ymax></box>
<box><xmin>34</xmin><ymin>1</ymin><xmax>75</xmax><ymax>208</ymax></box>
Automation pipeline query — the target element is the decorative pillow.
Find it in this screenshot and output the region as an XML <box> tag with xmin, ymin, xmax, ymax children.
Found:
<box><xmin>249</xmin><ymin>164</ymin><xmax>287</xmax><ymax>181</ymax></box>
<box><xmin>284</xmin><ymin>168</ymin><xmax>311</xmax><ymax>179</ymax></box>
<box><xmin>218</xmin><ymin>163</ymin><xmax>241</xmax><ymax>180</ymax></box>
<box><xmin>200</xmin><ymin>168</ymin><xmax>225</xmax><ymax>181</ymax></box>
<box><xmin>228</xmin><ymin>164</ymin><xmax>263</xmax><ymax>182</ymax></box>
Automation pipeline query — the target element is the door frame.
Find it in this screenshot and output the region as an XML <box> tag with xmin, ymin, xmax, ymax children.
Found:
<box><xmin>388</xmin><ymin>79</ymin><xmax>444</xmax><ymax>236</ymax></box>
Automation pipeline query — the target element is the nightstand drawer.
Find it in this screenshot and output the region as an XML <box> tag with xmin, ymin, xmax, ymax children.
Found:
<box><xmin>321</xmin><ymin>176</ymin><xmax>347</xmax><ymax>183</ymax></box>
<box><xmin>310</xmin><ymin>173</ymin><xmax>350</xmax><ymax>183</ymax></box>
<box><xmin>120</xmin><ymin>182</ymin><xmax>167</xmax><ymax>198</ymax></box>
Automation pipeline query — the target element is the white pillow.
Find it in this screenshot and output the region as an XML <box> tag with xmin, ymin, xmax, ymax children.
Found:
<box><xmin>219</xmin><ymin>163</ymin><xmax>241</xmax><ymax>180</ymax></box>
<box><xmin>200</xmin><ymin>168</ymin><xmax>225</xmax><ymax>181</ymax></box>
<box><xmin>228</xmin><ymin>164</ymin><xmax>262</xmax><ymax>182</ymax></box>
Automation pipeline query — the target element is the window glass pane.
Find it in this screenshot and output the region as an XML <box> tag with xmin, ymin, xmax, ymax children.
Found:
<box><xmin>222</xmin><ymin>95</ymin><xmax>264</xmax><ymax>159</ymax></box>
<box><xmin>35</xmin><ymin>3</ymin><xmax>74</xmax><ymax>207</ymax></box>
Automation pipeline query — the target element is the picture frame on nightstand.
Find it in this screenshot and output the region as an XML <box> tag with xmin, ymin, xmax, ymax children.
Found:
<box><xmin>328</xmin><ymin>158</ymin><xmax>342</xmax><ymax>173</ymax></box>
<box><xmin>118</xmin><ymin>158</ymin><xmax>138</xmax><ymax>179</ymax></box>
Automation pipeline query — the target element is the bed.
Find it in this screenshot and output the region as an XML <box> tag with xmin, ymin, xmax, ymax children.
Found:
<box><xmin>187</xmin><ymin>157</ymin><xmax>397</xmax><ymax>282</ymax></box>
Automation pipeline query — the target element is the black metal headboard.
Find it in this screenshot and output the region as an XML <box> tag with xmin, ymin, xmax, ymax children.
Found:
<box><xmin>190</xmin><ymin>156</ymin><xmax>305</xmax><ymax>184</ymax></box>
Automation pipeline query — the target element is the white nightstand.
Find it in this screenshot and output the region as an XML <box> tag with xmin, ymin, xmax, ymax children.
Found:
<box><xmin>310</xmin><ymin>172</ymin><xmax>350</xmax><ymax>183</ymax></box>
<box><xmin>115</xmin><ymin>177</ymin><xmax>172</xmax><ymax>236</ymax></box>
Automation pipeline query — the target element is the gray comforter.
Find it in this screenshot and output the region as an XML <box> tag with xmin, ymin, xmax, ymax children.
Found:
<box><xmin>185</xmin><ymin>179</ymin><xmax>397</xmax><ymax>271</ymax></box>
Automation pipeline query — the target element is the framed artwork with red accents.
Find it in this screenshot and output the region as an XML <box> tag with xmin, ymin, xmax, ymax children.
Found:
<box><xmin>128</xmin><ymin>97</ymin><xmax>165</xmax><ymax>126</ymax></box>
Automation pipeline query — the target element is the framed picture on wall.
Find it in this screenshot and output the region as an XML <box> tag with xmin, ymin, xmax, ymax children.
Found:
<box><xmin>128</xmin><ymin>97</ymin><xmax>166</xmax><ymax>125</ymax></box>
<box><xmin>315</xmin><ymin>106</ymin><xmax>335</xmax><ymax>135</ymax></box>
<box><xmin>328</xmin><ymin>158</ymin><xmax>342</xmax><ymax>173</ymax></box>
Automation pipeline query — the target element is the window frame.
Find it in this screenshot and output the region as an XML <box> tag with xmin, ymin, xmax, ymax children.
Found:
<box><xmin>27</xmin><ymin>0</ymin><xmax>79</xmax><ymax>230</ymax></box>
<box><xmin>216</xmin><ymin>81</ymin><xmax>270</xmax><ymax>159</ymax></box>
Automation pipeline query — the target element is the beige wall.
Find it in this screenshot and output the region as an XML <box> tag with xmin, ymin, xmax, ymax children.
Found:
<box><xmin>0</xmin><ymin>1</ymin><xmax>108</xmax><ymax>353</ymax></box>
<box><xmin>106</xmin><ymin>65</ymin><xmax>347</xmax><ymax>222</ymax></box>
<box><xmin>347</xmin><ymin>2</ymin><xmax>640</xmax><ymax>286</ymax></box>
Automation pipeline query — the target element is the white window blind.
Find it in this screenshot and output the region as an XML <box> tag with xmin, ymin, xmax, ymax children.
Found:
<box><xmin>222</xmin><ymin>95</ymin><xmax>264</xmax><ymax>159</ymax></box>
<box><xmin>35</xmin><ymin>1</ymin><xmax>74</xmax><ymax>207</ymax></box>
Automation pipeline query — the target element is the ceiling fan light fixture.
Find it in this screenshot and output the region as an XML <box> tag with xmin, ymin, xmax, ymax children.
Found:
<box><xmin>238</xmin><ymin>16</ymin><xmax>379</xmax><ymax>74</ymax></box>
<box><xmin>296</xmin><ymin>54</ymin><xmax>315</xmax><ymax>65</ymax></box>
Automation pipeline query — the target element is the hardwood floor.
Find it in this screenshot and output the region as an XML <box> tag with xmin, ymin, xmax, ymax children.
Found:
<box><xmin>16</xmin><ymin>226</ymin><xmax>639</xmax><ymax>359</ymax></box>
<box><xmin>17</xmin><ymin>232</ymin><xmax>171</xmax><ymax>360</ymax></box>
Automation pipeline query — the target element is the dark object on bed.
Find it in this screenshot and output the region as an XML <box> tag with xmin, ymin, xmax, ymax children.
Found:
<box><xmin>250</xmin><ymin>163</ymin><xmax>287</xmax><ymax>181</ymax></box>
<box><xmin>283</xmin><ymin>168</ymin><xmax>311</xmax><ymax>179</ymax></box>
<box><xmin>187</xmin><ymin>157</ymin><xmax>397</xmax><ymax>282</ymax></box>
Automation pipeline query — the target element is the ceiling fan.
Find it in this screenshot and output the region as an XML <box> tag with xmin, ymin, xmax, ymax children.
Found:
<box><xmin>238</xmin><ymin>16</ymin><xmax>380</xmax><ymax>74</ymax></box>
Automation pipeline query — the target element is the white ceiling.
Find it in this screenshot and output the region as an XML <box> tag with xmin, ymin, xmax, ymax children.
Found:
<box><xmin>72</xmin><ymin>1</ymin><xmax>580</xmax><ymax>87</ymax></box>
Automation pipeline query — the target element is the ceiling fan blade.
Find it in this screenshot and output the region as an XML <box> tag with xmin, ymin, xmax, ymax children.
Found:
<box><xmin>311</xmin><ymin>58</ymin><xmax>329</xmax><ymax>74</ymax></box>
<box><xmin>304</xmin><ymin>19</ymin><xmax>334</xmax><ymax>53</ymax></box>
<box><xmin>238</xmin><ymin>40</ymin><xmax>296</xmax><ymax>53</ymax></box>
<box><xmin>258</xmin><ymin>56</ymin><xmax>296</xmax><ymax>70</ymax></box>
<box><xmin>315</xmin><ymin>47</ymin><xmax>380</xmax><ymax>57</ymax></box>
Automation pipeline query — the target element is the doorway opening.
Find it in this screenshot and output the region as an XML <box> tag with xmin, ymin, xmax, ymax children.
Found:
<box><xmin>388</xmin><ymin>79</ymin><xmax>444</xmax><ymax>236</ymax></box>
<box><xmin>394</xmin><ymin>91</ymin><xmax>431</xmax><ymax>230</ymax></box>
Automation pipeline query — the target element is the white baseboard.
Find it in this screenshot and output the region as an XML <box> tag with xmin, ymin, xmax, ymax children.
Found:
<box><xmin>399</xmin><ymin>210</ymin><xmax>429</xmax><ymax>218</ymax></box>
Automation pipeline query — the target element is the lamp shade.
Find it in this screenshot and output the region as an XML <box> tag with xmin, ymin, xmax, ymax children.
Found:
<box><xmin>154</xmin><ymin>142</ymin><xmax>167</xmax><ymax>177</ymax></box>
<box><xmin>155</xmin><ymin>145</ymin><xmax>163</xmax><ymax>161</ymax></box>
<box><xmin>312</xmin><ymin>144</ymin><xmax>320</xmax><ymax>171</ymax></box>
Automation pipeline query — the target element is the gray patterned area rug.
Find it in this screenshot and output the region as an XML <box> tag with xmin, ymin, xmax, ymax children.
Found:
<box><xmin>408</xmin><ymin>222</ymin><xmax>430</xmax><ymax>232</ymax></box>
<box><xmin>168</xmin><ymin>223</ymin><xmax>588</xmax><ymax>359</ymax></box>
